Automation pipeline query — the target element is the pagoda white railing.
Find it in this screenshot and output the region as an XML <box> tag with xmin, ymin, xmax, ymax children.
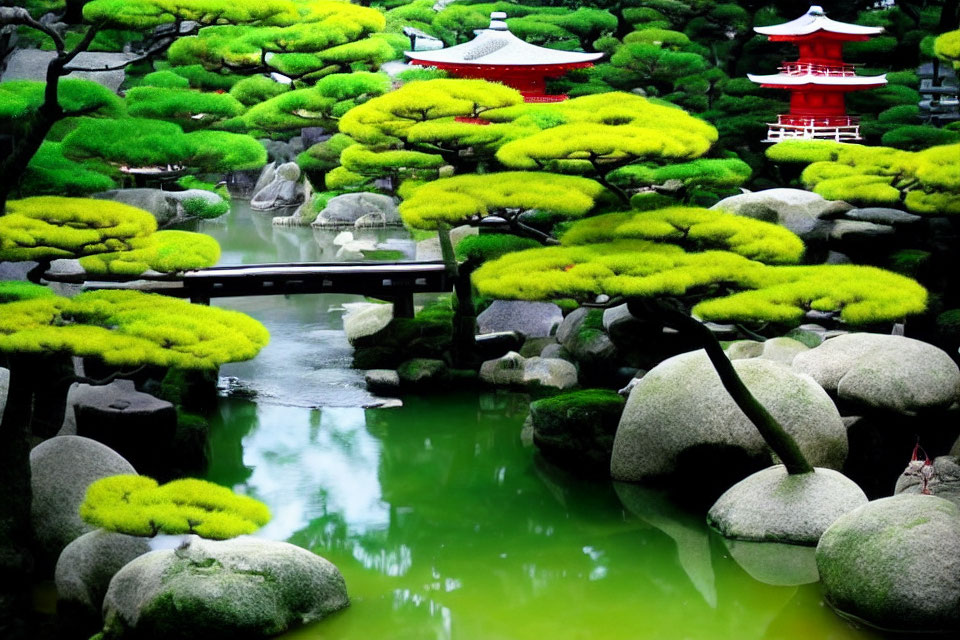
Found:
<box><xmin>780</xmin><ymin>62</ymin><xmax>857</xmax><ymax>77</ymax></box>
<box><xmin>765</xmin><ymin>115</ymin><xmax>861</xmax><ymax>142</ymax></box>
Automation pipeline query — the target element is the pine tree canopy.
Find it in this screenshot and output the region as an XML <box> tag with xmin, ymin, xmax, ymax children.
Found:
<box><xmin>0</xmin><ymin>288</ymin><xmax>269</xmax><ymax>369</ymax></box>
<box><xmin>768</xmin><ymin>141</ymin><xmax>960</xmax><ymax>215</ymax></box>
<box><xmin>80</xmin><ymin>474</ymin><xmax>271</xmax><ymax>539</ymax></box>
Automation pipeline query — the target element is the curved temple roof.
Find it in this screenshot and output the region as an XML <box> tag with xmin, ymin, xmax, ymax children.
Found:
<box><xmin>405</xmin><ymin>12</ymin><xmax>603</xmax><ymax>67</ymax></box>
<box><xmin>754</xmin><ymin>5</ymin><xmax>884</xmax><ymax>37</ymax></box>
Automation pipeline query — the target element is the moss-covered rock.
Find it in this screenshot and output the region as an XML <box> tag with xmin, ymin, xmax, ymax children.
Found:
<box><xmin>529</xmin><ymin>389</ymin><xmax>625</xmax><ymax>474</ymax></box>
<box><xmin>100</xmin><ymin>535</ymin><xmax>348</xmax><ymax>640</ymax></box>
<box><xmin>397</xmin><ymin>358</ymin><xmax>449</xmax><ymax>388</ymax></box>
<box><xmin>816</xmin><ymin>494</ymin><xmax>960</xmax><ymax>632</ymax></box>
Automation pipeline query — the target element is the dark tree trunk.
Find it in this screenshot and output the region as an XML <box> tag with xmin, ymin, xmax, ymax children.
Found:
<box><xmin>0</xmin><ymin>356</ymin><xmax>38</xmax><ymax>635</ymax></box>
<box><xmin>28</xmin><ymin>355</ymin><xmax>75</xmax><ymax>439</ymax></box>
<box><xmin>0</xmin><ymin>112</ymin><xmax>58</xmax><ymax>214</ymax></box>
<box><xmin>628</xmin><ymin>298</ymin><xmax>814</xmax><ymax>475</ymax></box>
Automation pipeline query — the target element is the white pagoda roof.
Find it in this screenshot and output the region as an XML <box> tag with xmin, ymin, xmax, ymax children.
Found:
<box><xmin>755</xmin><ymin>6</ymin><xmax>884</xmax><ymax>37</ymax></box>
<box><xmin>405</xmin><ymin>12</ymin><xmax>602</xmax><ymax>67</ymax></box>
<box><xmin>748</xmin><ymin>72</ymin><xmax>887</xmax><ymax>86</ymax></box>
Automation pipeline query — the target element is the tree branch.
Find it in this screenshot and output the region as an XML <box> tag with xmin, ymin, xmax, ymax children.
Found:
<box><xmin>0</xmin><ymin>6</ymin><xmax>65</xmax><ymax>54</ymax></box>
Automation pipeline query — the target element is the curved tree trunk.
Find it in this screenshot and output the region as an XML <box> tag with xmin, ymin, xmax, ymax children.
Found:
<box><xmin>627</xmin><ymin>298</ymin><xmax>814</xmax><ymax>475</ymax></box>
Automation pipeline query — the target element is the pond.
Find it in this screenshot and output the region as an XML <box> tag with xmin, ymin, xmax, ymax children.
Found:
<box><xmin>194</xmin><ymin>203</ymin><xmax>883</xmax><ymax>640</ymax></box>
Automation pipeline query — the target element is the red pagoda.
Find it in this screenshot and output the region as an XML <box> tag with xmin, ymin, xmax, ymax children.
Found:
<box><xmin>748</xmin><ymin>5</ymin><xmax>887</xmax><ymax>142</ymax></box>
<box><xmin>404</xmin><ymin>12</ymin><xmax>602</xmax><ymax>103</ymax></box>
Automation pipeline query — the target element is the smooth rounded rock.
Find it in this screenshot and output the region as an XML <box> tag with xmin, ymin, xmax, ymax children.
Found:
<box><xmin>477</xmin><ymin>300</ymin><xmax>563</xmax><ymax>338</ymax></box>
<box><xmin>611</xmin><ymin>350</ymin><xmax>846</xmax><ymax>483</ymax></box>
<box><xmin>342</xmin><ymin>302</ymin><xmax>394</xmax><ymax>346</ymax></box>
<box><xmin>793</xmin><ymin>333</ymin><xmax>960</xmax><ymax>415</ymax></box>
<box><xmin>56</xmin><ymin>530</ymin><xmax>151</xmax><ymax>629</ymax></box>
<box><xmin>816</xmin><ymin>494</ymin><xmax>960</xmax><ymax>632</ymax></box>
<box><xmin>101</xmin><ymin>535</ymin><xmax>349</xmax><ymax>640</ymax></box>
<box><xmin>708</xmin><ymin>465</ymin><xmax>867</xmax><ymax>544</ymax></box>
<box><xmin>31</xmin><ymin>436</ymin><xmax>136</xmax><ymax>564</ymax></box>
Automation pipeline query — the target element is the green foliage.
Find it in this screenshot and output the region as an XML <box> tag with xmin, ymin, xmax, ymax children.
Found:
<box><xmin>880</xmin><ymin>125</ymin><xmax>960</xmax><ymax>151</ymax></box>
<box><xmin>455</xmin><ymin>234</ymin><xmax>540</xmax><ymax>263</ymax></box>
<box><xmin>78</xmin><ymin>230</ymin><xmax>221</xmax><ymax>274</ymax></box>
<box><xmin>559</xmin><ymin>208</ymin><xmax>805</xmax><ymax>264</ymax></box>
<box><xmin>530</xmin><ymin>388</ymin><xmax>625</xmax><ymax>425</ymax></box>
<box><xmin>608</xmin><ymin>157</ymin><xmax>751</xmax><ymax>190</ymax></box>
<box><xmin>79</xmin><ymin>474</ymin><xmax>270</xmax><ymax>539</ymax></box>
<box><xmin>397</xmin><ymin>68</ymin><xmax>449</xmax><ymax>83</ymax></box>
<box><xmin>472</xmin><ymin>239</ymin><xmax>927</xmax><ymax>326</ymax></box>
<box><xmin>83</xmin><ymin>0</ymin><xmax>299</xmax><ymax>29</ymax></box>
<box><xmin>0</xmin><ymin>78</ymin><xmax>123</xmax><ymax>123</ymax></box>
<box><xmin>62</xmin><ymin>117</ymin><xmax>194</xmax><ymax>168</ymax></box>
<box><xmin>229</xmin><ymin>75</ymin><xmax>290</xmax><ymax>106</ymax></box>
<box><xmin>21</xmin><ymin>141</ymin><xmax>117</xmax><ymax>197</ymax></box>
<box><xmin>170</xmin><ymin>65</ymin><xmax>243</xmax><ymax>91</ymax></box>
<box><xmin>140</xmin><ymin>70</ymin><xmax>191</xmax><ymax>89</ymax></box>
<box><xmin>399</xmin><ymin>172</ymin><xmax>608</xmax><ymax>230</ymax></box>
<box><xmin>0</xmin><ymin>288</ymin><xmax>269</xmax><ymax>369</ymax></box>
<box><xmin>184</xmin><ymin>130</ymin><xmax>267</xmax><ymax>171</ymax></box>
<box><xmin>180</xmin><ymin>197</ymin><xmax>231</xmax><ymax>219</ymax></box>
<box><xmin>125</xmin><ymin>86</ymin><xmax>246</xmax><ymax>128</ymax></box>
<box><xmin>176</xmin><ymin>175</ymin><xmax>229</xmax><ymax>198</ymax></box>
<box><xmin>936</xmin><ymin>29</ymin><xmax>960</xmax><ymax>67</ymax></box>
<box><xmin>768</xmin><ymin>141</ymin><xmax>960</xmax><ymax>215</ymax></box>
<box><xmin>242</xmin><ymin>72</ymin><xmax>389</xmax><ymax>134</ymax></box>
<box><xmin>62</xmin><ymin>119</ymin><xmax>265</xmax><ymax>172</ymax></box>
<box><xmin>0</xmin><ymin>196</ymin><xmax>156</xmax><ymax>262</ymax></box>
<box><xmin>0</xmin><ymin>281</ymin><xmax>55</xmax><ymax>303</ymax></box>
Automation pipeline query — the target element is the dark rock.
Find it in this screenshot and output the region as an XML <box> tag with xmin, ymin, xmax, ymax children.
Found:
<box><xmin>477</xmin><ymin>300</ymin><xmax>563</xmax><ymax>338</ymax></box>
<box><xmin>397</xmin><ymin>358</ymin><xmax>449</xmax><ymax>387</ymax></box>
<box><xmin>56</xmin><ymin>530</ymin><xmax>151</xmax><ymax>633</ymax></box>
<box><xmin>844</xmin><ymin>207</ymin><xmax>923</xmax><ymax>227</ymax></box>
<box><xmin>519</xmin><ymin>337</ymin><xmax>556</xmax><ymax>358</ymax></box>
<box><xmin>300</xmin><ymin>127</ymin><xmax>330</xmax><ymax>148</ymax></box>
<box><xmin>73</xmin><ymin>380</ymin><xmax>177</xmax><ymax>477</ymax></box>
<box><xmin>530</xmin><ymin>389</ymin><xmax>625</xmax><ymax>474</ymax></box>
<box><xmin>475</xmin><ymin>331</ymin><xmax>524</xmax><ymax>361</ymax></box>
<box><xmin>364</xmin><ymin>369</ymin><xmax>400</xmax><ymax>395</ymax></box>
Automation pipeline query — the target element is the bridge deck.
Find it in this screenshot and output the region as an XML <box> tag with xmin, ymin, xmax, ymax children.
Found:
<box><xmin>46</xmin><ymin>261</ymin><xmax>455</xmax><ymax>317</ymax></box>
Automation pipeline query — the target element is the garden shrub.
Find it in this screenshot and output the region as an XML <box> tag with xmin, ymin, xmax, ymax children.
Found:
<box><xmin>455</xmin><ymin>234</ymin><xmax>541</xmax><ymax>263</ymax></box>
<box><xmin>79</xmin><ymin>475</ymin><xmax>270</xmax><ymax>539</ymax></box>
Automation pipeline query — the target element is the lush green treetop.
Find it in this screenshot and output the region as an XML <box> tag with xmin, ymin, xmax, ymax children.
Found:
<box><xmin>559</xmin><ymin>207</ymin><xmax>805</xmax><ymax>264</ymax></box>
<box><xmin>82</xmin><ymin>0</ymin><xmax>300</xmax><ymax>29</ymax></box>
<box><xmin>398</xmin><ymin>172</ymin><xmax>609</xmax><ymax>229</ymax></box>
<box><xmin>935</xmin><ymin>29</ymin><xmax>960</xmax><ymax>67</ymax></box>
<box><xmin>767</xmin><ymin>140</ymin><xmax>960</xmax><ymax>215</ymax></box>
<box><xmin>0</xmin><ymin>288</ymin><xmax>269</xmax><ymax>369</ymax></box>
<box><xmin>0</xmin><ymin>78</ymin><xmax>123</xmax><ymax>122</ymax></box>
<box><xmin>80</xmin><ymin>474</ymin><xmax>271</xmax><ymax>539</ymax></box>
<box><xmin>0</xmin><ymin>196</ymin><xmax>157</xmax><ymax>262</ymax></box>
<box><xmin>472</xmin><ymin>239</ymin><xmax>927</xmax><ymax>325</ymax></box>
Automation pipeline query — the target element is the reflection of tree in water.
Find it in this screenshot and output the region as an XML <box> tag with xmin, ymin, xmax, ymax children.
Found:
<box><xmin>219</xmin><ymin>393</ymin><xmax>879</xmax><ymax>640</ymax></box>
<box><xmin>205</xmin><ymin>398</ymin><xmax>258</xmax><ymax>488</ymax></box>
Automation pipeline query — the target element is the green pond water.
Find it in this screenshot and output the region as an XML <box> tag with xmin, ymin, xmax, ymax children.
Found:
<box><xmin>194</xmin><ymin>204</ymin><xmax>883</xmax><ymax>640</ymax></box>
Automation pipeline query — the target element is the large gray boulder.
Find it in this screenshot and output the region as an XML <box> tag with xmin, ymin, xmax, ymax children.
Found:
<box><xmin>94</xmin><ymin>189</ymin><xmax>225</xmax><ymax>227</ymax></box>
<box><xmin>342</xmin><ymin>302</ymin><xmax>394</xmax><ymax>346</ymax></box>
<box><xmin>56</xmin><ymin>530</ymin><xmax>152</xmax><ymax>629</ymax></box>
<box><xmin>479</xmin><ymin>351</ymin><xmax>577</xmax><ymax>390</ymax></box>
<box><xmin>611</xmin><ymin>350</ymin><xmax>847</xmax><ymax>482</ymax></box>
<box><xmin>817</xmin><ymin>494</ymin><xmax>960</xmax><ymax>632</ymax></box>
<box><xmin>725</xmin><ymin>337</ymin><xmax>810</xmax><ymax>366</ymax></box>
<box><xmin>415</xmin><ymin>225</ymin><xmax>477</xmax><ymax>261</ymax></box>
<box><xmin>251</xmin><ymin>162</ymin><xmax>304</xmax><ymax>210</ymax></box>
<box><xmin>1</xmin><ymin>49</ymin><xmax>136</xmax><ymax>91</ymax></box>
<box><xmin>477</xmin><ymin>300</ymin><xmax>563</xmax><ymax>338</ymax></box>
<box><xmin>792</xmin><ymin>333</ymin><xmax>960</xmax><ymax>415</ymax></box>
<box><xmin>711</xmin><ymin>188</ymin><xmax>850</xmax><ymax>246</ymax></box>
<box><xmin>311</xmin><ymin>192</ymin><xmax>401</xmax><ymax>229</ymax></box>
<box><xmin>707</xmin><ymin>465</ymin><xmax>867</xmax><ymax>544</ymax></box>
<box><xmin>31</xmin><ymin>436</ymin><xmax>136</xmax><ymax>564</ymax></box>
<box><xmin>101</xmin><ymin>535</ymin><xmax>349</xmax><ymax>640</ymax></box>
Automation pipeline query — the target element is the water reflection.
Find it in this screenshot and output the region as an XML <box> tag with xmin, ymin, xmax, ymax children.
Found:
<box><xmin>204</xmin><ymin>393</ymin><xmax>883</xmax><ymax>640</ymax></box>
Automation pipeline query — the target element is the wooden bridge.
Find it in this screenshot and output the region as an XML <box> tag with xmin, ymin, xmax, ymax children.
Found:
<box><xmin>46</xmin><ymin>261</ymin><xmax>454</xmax><ymax>317</ymax></box>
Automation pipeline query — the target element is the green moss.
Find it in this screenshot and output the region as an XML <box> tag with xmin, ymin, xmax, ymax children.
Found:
<box><xmin>455</xmin><ymin>234</ymin><xmax>541</xmax><ymax>263</ymax></box>
<box><xmin>181</xmin><ymin>197</ymin><xmax>230</xmax><ymax>220</ymax></box>
<box><xmin>529</xmin><ymin>389</ymin><xmax>625</xmax><ymax>472</ymax></box>
<box><xmin>0</xmin><ymin>281</ymin><xmax>54</xmax><ymax>303</ymax></box>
